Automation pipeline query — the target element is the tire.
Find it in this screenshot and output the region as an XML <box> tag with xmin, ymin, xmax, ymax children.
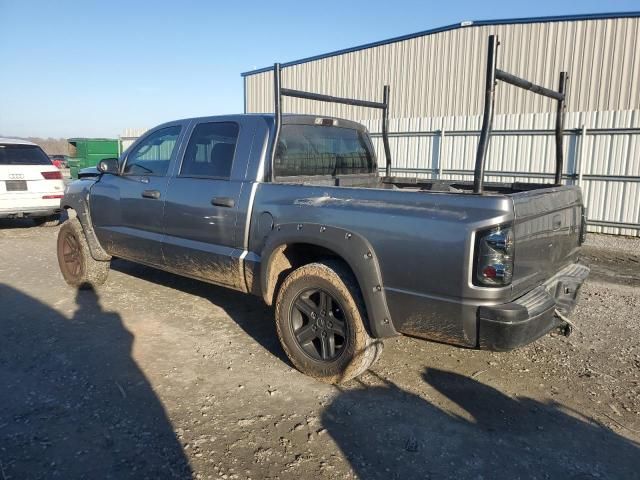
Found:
<box><xmin>33</xmin><ymin>214</ymin><xmax>60</xmax><ymax>227</ymax></box>
<box><xmin>275</xmin><ymin>260</ymin><xmax>383</xmax><ymax>384</ymax></box>
<box><xmin>57</xmin><ymin>217</ymin><xmax>110</xmax><ymax>288</ymax></box>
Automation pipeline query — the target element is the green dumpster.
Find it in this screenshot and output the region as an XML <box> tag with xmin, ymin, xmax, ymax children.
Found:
<box><xmin>67</xmin><ymin>138</ymin><xmax>120</xmax><ymax>179</ymax></box>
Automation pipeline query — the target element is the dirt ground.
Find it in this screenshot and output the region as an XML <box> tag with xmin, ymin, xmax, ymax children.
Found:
<box><xmin>0</xmin><ymin>220</ymin><xmax>639</xmax><ymax>480</ymax></box>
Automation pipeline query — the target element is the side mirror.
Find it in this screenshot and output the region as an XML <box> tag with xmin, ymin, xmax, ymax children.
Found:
<box><xmin>97</xmin><ymin>158</ymin><xmax>120</xmax><ymax>175</ymax></box>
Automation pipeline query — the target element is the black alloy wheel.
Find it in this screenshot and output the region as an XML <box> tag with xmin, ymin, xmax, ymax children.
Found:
<box><xmin>289</xmin><ymin>288</ymin><xmax>348</xmax><ymax>361</ymax></box>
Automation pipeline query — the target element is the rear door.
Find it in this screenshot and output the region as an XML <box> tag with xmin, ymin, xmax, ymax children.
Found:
<box><xmin>510</xmin><ymin>186</ymin><xmax>583</xmax><ymax>297</ymax></box>
<box><xmin>162</xmin><ymin>120</ymin><xmax>247</xmax><ymax>288</ymax></box>
<box><xmin>90</xmin><ymin>124</ymin><xmax>184</xmax><ymax>265</ymax></box>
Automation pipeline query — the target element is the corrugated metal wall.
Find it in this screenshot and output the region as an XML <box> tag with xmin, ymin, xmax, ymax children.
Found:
<box><xmin>245</xmin><ymin>17</ymin><xmax>640</xmax><ymax>118</ymax></box>
<box><xmin>358</xmin><ymin>110</ymin><xmax>640</xmax><ymax>236</ymax></box>
<box><xmin>120</xmin><ymin>127</ymin><xmax>148</xmax><ymax>152</ymax></box>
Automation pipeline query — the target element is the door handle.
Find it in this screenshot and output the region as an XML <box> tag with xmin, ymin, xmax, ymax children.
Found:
<box><xmin>142</xmin><ymin>189</ymin><xmax>161</xmax><ymax>199</ymax></box>
<box><xmin>211</xmin><ymin>196</ymin><xmax>235</xmax><ymax>208</ymax></box>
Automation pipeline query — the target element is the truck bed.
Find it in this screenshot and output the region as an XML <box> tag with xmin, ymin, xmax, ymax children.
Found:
<box><xmin>276</xmin><ymin>172</ymin><xmax>560</xmax><ymax>196</ymax></box>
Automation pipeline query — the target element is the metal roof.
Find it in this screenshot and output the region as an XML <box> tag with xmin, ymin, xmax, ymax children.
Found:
<box><xmin>241</xmin><ymin>11</ymin><xmax>640</xmax><ymax>77</ymax></box>
<box><xmin>67</xmin><ymin>138</ymin><xmax>117</xmax><ymax>143</ymax></box>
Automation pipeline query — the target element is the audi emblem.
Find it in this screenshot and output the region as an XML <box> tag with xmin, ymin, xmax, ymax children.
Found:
<box><xmin>8</xmin><ymin>173</ymin><xmax>25</xmax><ymax>179</ymax></box>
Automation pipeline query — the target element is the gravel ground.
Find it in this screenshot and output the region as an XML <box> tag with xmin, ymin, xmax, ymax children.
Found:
<box><xmin>0</xmin><ymin>221</ymin><xmax>639</xmax><ymax>479</ymax></box>
<box><xmin>585</xmin><ymin>232</ymin><xmax>640</xmax><ymax>254</ymax></box>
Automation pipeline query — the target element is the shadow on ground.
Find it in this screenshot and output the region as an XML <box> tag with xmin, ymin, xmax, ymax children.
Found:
<box><xmin>323</xmin><ymin>369</ymin><xmax>640</xmax><ymax>479</ymax></box>
<box><xmin>110</xmin><ymin>259</ymin><xmax>289</xmax><ymax>365</ymax></box>
<box><xmin>0</xmin><ymin>211</ymin><xmax>68</xmax><ymax>231</ymax></box>
<box><xmin>0</xmin><ymin>218</ymin><xmax>39</xmax><ymax>229</ymax></box>
<box><xmin>0</xmin><ymin>284</ymin><xmax>191</xmax><ymax>479</ymax></box>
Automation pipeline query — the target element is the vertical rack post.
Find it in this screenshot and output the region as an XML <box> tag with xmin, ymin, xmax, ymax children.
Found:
<box><xmin>272</xmin><ymin>63</ymin><xmax>282</xmax><ymax>182</ymax></box>
<box><xmin>382</xmin><ymin>85</ymin><xmax>392</xmax><ymax>177</ymax></box>
<box><xmin>473</xmin><ymin>35</ymin><xmax>498</xmax><ymax>194</ymax></box>
<box><xmin>554</xmin><ymin>71</ymin><xmax>568</xmax><ymax>185</ymax></box>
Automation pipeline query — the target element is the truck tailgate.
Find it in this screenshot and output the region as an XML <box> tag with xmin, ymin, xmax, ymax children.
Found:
<box><xmin>510</xmin><ymin>186</ymin><xmax>583</xmax><ymax>298</ymax></box>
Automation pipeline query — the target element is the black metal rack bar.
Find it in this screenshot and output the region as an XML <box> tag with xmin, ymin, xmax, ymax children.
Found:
<box><xmin>382</xmin><ymin>85</ymin><xmax>392</xmax><ymax>177</ymax></box>
<box><xmin>473</xmin><ymin>34</ymin><xmax>568</xmax><ymax>193</ymax></box>
<box><xmin>273</xmin><ymin>63</ymin><xmax>283</xmax><ymax>180</ymax></box>
<box><xmin>554</xmin><ymin>72</ymin><xmax>568</xmax><ymax>185</ymax></box>
<box><xmin>495</xmin><ymin>69</ymin><xmax>565</xmax><ymax>101</ymax></box>
<box><xmin>473</xmin><ymin>35</ymin><xmax>498</xmax><ymax>194</ymax></box>
<box><xmin>272</xmin><ymin>63</ymin><xmax>392</xmax><ymax>180</ymax></box>
<box><xmin>280</xmin><ymin>88</ymin><xmax>386</xmax><ymax>109</ymax></box>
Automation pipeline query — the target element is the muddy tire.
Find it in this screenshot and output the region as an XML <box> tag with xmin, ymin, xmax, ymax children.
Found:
<box><xmin>33</xmin><ymin>214</ymin><xmax>60</xmax><ymax>227</ymax></box>
<box><xmin>275</xmin><ymin>260</ymin><xmax>383</xmax><ymax>384</ymax></box>
<box><xmin>57</xmin><ymin>217</ymin><xmax>110</xmax><ymax>288</ymax></box>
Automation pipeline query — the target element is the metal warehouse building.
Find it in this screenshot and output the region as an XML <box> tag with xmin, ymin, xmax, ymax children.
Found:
<box><xmin>242</xmin><ymin>12</ymin><xmax>640</xmax><ymax>235</ymax></box>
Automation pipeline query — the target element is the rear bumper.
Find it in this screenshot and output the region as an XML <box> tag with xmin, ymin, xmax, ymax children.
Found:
<box><xmin>0</xmin><ymin>205</ymin><xmax>61</xmax><ymax>219</ymax></box>
<box><xmin>0</xmin><ymin>195</ymin><xmax>62</xmax><ymax>218</ymax></box>
<box><xmin>477</xmin><ymin>263</ymin><xmax>590</xmax><ymax>351</ymax></box>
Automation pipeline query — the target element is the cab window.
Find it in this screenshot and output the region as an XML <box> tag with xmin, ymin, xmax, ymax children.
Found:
<box><xmin>123</xmin><ymin>126</ymin><xmax>181</xmax><ymax>176</ymax></box>
<box><xmin>181</xmin><ymin>122</ymin><xmax>239</xmax><ymax>179</ymax></box>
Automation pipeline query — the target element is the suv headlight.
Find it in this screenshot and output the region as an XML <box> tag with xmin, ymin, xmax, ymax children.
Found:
<box><xmin>475</xmin><ymin>225</ymin><xmax>514</xmax><ymax>287</ymax></box>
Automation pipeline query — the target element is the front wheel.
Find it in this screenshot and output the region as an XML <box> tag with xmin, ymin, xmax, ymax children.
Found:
<box><xmin>275</xmin><ymin>260</ymin><xmax>383</xmax><ymax>384</ymax></box>
<box><xmin>57</xmin><ymin>217</ymin><xmax>110</xmax><ymax>288</ymax></box>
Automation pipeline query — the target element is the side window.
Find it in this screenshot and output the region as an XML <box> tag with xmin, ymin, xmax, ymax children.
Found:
<box><xmin>180</xmin><ymin>122</ymin><xmax>239</xmax><ymax>179</ymax></box>
<box><xmin>275</xmin><ymin>124</ymin><xmax>375</xmax><ymax>178</ymax></box>
<box><xmin>123</xmin><ymin>125</ymin><xmax>181</xmax><ymax>176</ymax></box>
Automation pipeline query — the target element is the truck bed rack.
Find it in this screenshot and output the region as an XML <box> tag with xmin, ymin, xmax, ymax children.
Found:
<box><xmin>272</xmin><ymin>63</ymin><xmax>392</xmax><ymax>180</ymax></box>
<box><xmin>474</xmin><ymin>35</ymin><xmax>568</xmax><ymax>193</ymax></box>
<box><xmin>271</xmin><ymin>34</ymin><xmax>568</xmax><ymax>194</ymax></box>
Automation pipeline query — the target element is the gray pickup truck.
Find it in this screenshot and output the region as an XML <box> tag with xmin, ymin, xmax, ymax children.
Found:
<box><xmin>57</xmin><ymin>36</ymin><xmax>588</xmax><ymax>383</ymax></box>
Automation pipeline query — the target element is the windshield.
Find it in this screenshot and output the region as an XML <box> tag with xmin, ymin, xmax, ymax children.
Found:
<box><xmin>0</xmin><ymin>144</ymin><xmax>52</xmax><ymax>165</ymax></box>
<box><xmin>275</xmin><ymin>124</ymin><xmax>376</xmax><ymax>177</ymax></box>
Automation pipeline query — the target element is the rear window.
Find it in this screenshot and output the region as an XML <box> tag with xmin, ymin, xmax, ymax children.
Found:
<box><xmin>0</xmin><ymin>144</ymin><xmax>52</xmax><ymax>165</ymax></box>
<box><xmin>274</xmin><ymin>124</ymin><xmax>375</xmax><ymax>178</ymax></box>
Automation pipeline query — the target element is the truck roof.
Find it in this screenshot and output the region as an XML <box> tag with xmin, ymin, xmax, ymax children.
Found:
<box><xmin>171</xmin><ymin>114</ymin><xmax>368</xmax><ymax>132</ymax></box>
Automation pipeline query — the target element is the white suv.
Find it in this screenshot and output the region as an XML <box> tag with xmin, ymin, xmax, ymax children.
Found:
<box><xmin>0</xmin><ymin>138</ymin><xmax>65</xmax><ymax>226</ymax></box>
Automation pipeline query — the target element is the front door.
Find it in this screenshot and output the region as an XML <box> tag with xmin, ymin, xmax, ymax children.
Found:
<box><xmin>90</xmin><ymin>124</ymin><xmax>183</xmax><ymax>265</ymax></box>
<box><xmin>162</xmin><ymin>121</ymin><xmax>244</xmax><ymax>287</ymax></box>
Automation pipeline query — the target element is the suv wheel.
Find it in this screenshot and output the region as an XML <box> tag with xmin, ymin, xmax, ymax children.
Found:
<box><xmin>275</xmin><ymin>260</ymin><xmax>383</xmax><ymax>384</ymax></box>
<box><xmin>57</xmin><ymin>217</ymin><xmax>110</xmax><ymax>288</ymax></box>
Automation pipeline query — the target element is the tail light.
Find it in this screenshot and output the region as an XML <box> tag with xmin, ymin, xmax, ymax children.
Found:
<box><xmin>41</xmin><ymin>171</ymin><xmax>62</xmax><ymax>180</ymax></box>
<box><xmin>42</xmin><ymin>194</ymin><xmax>64</xmax><ymax>199</ymax></box>
<box><xmin>475</xmin><ymin>225</ymin><xmax>514</xmax><ymax>287</ymax></box>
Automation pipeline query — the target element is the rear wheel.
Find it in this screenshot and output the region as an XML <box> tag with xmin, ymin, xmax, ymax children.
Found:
<box><xmin>33</xmin><ymin>214</ymin><xmax>60</xmax><ymax>227</ymax></box>
<box><xmin>57</xmin><ymin>217</ymin><xmax>110</xmax><ymax>288</ymax></box>
<box><xmin>275</xmin><ymin>260</ymin><xmax>383</xmax><ymax>384</ymax></box>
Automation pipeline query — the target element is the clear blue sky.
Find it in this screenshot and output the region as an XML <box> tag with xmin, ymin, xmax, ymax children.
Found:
<box><xmin>1</xmin><ymin>0</ymin><xmax>638</xmax><ymax>138</ymax></box>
